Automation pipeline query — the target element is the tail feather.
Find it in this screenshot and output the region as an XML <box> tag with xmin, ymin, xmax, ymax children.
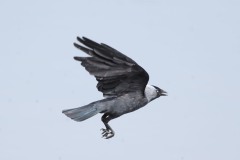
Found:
<box><xmin>62</xmin><ymin>103</ymin><xmax>100</xmax><ymax>122</ymax></box>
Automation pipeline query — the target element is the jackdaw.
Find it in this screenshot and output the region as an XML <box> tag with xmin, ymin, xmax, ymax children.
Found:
<box><xmin>62</xmin><ymin>37</ymin><xmax>167</xmax><ymax>139</ymax></box>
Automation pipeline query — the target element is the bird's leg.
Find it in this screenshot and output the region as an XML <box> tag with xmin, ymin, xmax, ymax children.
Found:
<box><xmin>101</xmin><ymin>113</ymin><xmax>115</xmax><ymax>139</ymax></box>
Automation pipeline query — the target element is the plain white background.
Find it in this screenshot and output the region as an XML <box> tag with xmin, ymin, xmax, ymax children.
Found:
<box><xmin>0</xmin><ymin>0</ymin><xmax>240</xmax><ymax>160</ymax></box>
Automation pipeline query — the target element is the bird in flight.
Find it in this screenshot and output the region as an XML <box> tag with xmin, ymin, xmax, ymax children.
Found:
<box><xmin>62</xmin><ymin>37</ymin><xmax>167</xmax><ymax>139</ymax></box>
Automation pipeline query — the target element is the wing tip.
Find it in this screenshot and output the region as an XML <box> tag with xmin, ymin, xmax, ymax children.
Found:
<box><xmin>77</xmin><ymin>36</ymin><xmax>90</xmax><ymax>44</ymax></box>
<box><xmin>73</xmin><ymin>42</ymin><xmax>80</xmax><ymax>48</ymax></box>
<box><xmin>73</xmin><ymin>42</ymin><xmax>91</xmax><ymax>53</ymax></box>
<box><xmin>76</xmin><ymin>36</ymin><xmax>82</xmax><ymax>42</ymax></box>
<box><xmin>73</xmin><ymin>56</ymin><xmax>84</xmax><ymax>61</ymax></box>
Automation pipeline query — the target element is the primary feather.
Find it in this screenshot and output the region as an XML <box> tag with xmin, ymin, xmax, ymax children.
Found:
<box><xmin>73</xmin><ymin>37</ymin><xmax>149</xmax><ymax>97</ymax></box>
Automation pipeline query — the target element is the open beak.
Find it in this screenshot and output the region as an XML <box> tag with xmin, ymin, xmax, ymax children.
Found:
<box><xmin>161</xmin><ymin>90</ymin><xmax>168</xmax><ymax>96</ymax></box>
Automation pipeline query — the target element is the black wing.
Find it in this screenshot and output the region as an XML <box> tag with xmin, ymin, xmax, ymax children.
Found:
<box><xmin>73</xmin><ymin>37</ymin><xmax>149</xmax><ymax>97</ymax></box>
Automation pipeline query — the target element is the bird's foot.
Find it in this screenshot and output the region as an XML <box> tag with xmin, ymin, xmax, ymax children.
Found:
<box><xmin>101</xmin><ymin>128</ymin><xmax>115</xmax><ymax>139</ymax></box>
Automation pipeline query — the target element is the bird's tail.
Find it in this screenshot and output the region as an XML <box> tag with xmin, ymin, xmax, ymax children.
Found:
<box><xmin>62</xmin><ymin>103</ymin><xmax>101</xmax><ymax>122</ymax></box>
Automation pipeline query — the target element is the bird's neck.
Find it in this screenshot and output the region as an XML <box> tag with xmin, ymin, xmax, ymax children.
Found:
<box><xmin>144</xmin><ymin>85</ymin><xmax>157</xmax><ymax>102</ymax></box>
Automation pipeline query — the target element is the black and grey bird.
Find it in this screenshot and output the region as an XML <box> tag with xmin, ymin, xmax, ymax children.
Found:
<box><xmin>62</xmin><ymin>36</ymin><xmax>167</xmax><ymax>139</ymax></box>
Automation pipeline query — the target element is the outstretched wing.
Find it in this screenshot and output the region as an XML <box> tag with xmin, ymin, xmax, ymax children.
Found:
<box><xmin>73</xmin><ymin>37</ymin><xmax>149</xmax><ymax>97</ymax></box>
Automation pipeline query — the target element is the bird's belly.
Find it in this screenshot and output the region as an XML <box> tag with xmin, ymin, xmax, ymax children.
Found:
<box><xmin>108</xmin><ymin>95</ymin><xmax>148</xmax><ymax>116</ymax></box>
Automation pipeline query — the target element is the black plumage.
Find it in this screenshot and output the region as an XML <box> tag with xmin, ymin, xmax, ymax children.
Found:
<box><xmin>73</xmin><ymin>37</ymin><xmax>149</xmax><ymax>97</ymax></box>
<box><xmin>62</xmin><ymin>36</ymin><xmax>167</xmax><ymax>139</ymax></box>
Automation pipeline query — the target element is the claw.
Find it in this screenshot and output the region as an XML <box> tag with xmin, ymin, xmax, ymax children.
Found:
<box><xmin>102</xmin><ymin>132</ymin><xmax>108</xmax><ymax>138</ymax></box>
<box><xmin>101</xmin><ymin>129</ymin><xmax>107</xmax><ymax>135</ymax></box>
<box><xmin>101</xmin><ymin>128</ymin><xmax>115</xmax><ymax>139</ymax></box>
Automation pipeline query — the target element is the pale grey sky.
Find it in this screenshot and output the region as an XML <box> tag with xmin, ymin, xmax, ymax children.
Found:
<box><xmin>0</xmin><ymin>0</ymin><xmax>240</xmax><ymax>160</ymax></box>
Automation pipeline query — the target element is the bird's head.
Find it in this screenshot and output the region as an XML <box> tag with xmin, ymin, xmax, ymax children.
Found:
<box><xmin>145</xmin><ymin>85</ymin><xmax>167</xmax><ymax>102</ymax></box>
<box><xmin>152</xmin><ymin>85</ymin><xmax>168</xmax><ymax>97</ymax></box>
